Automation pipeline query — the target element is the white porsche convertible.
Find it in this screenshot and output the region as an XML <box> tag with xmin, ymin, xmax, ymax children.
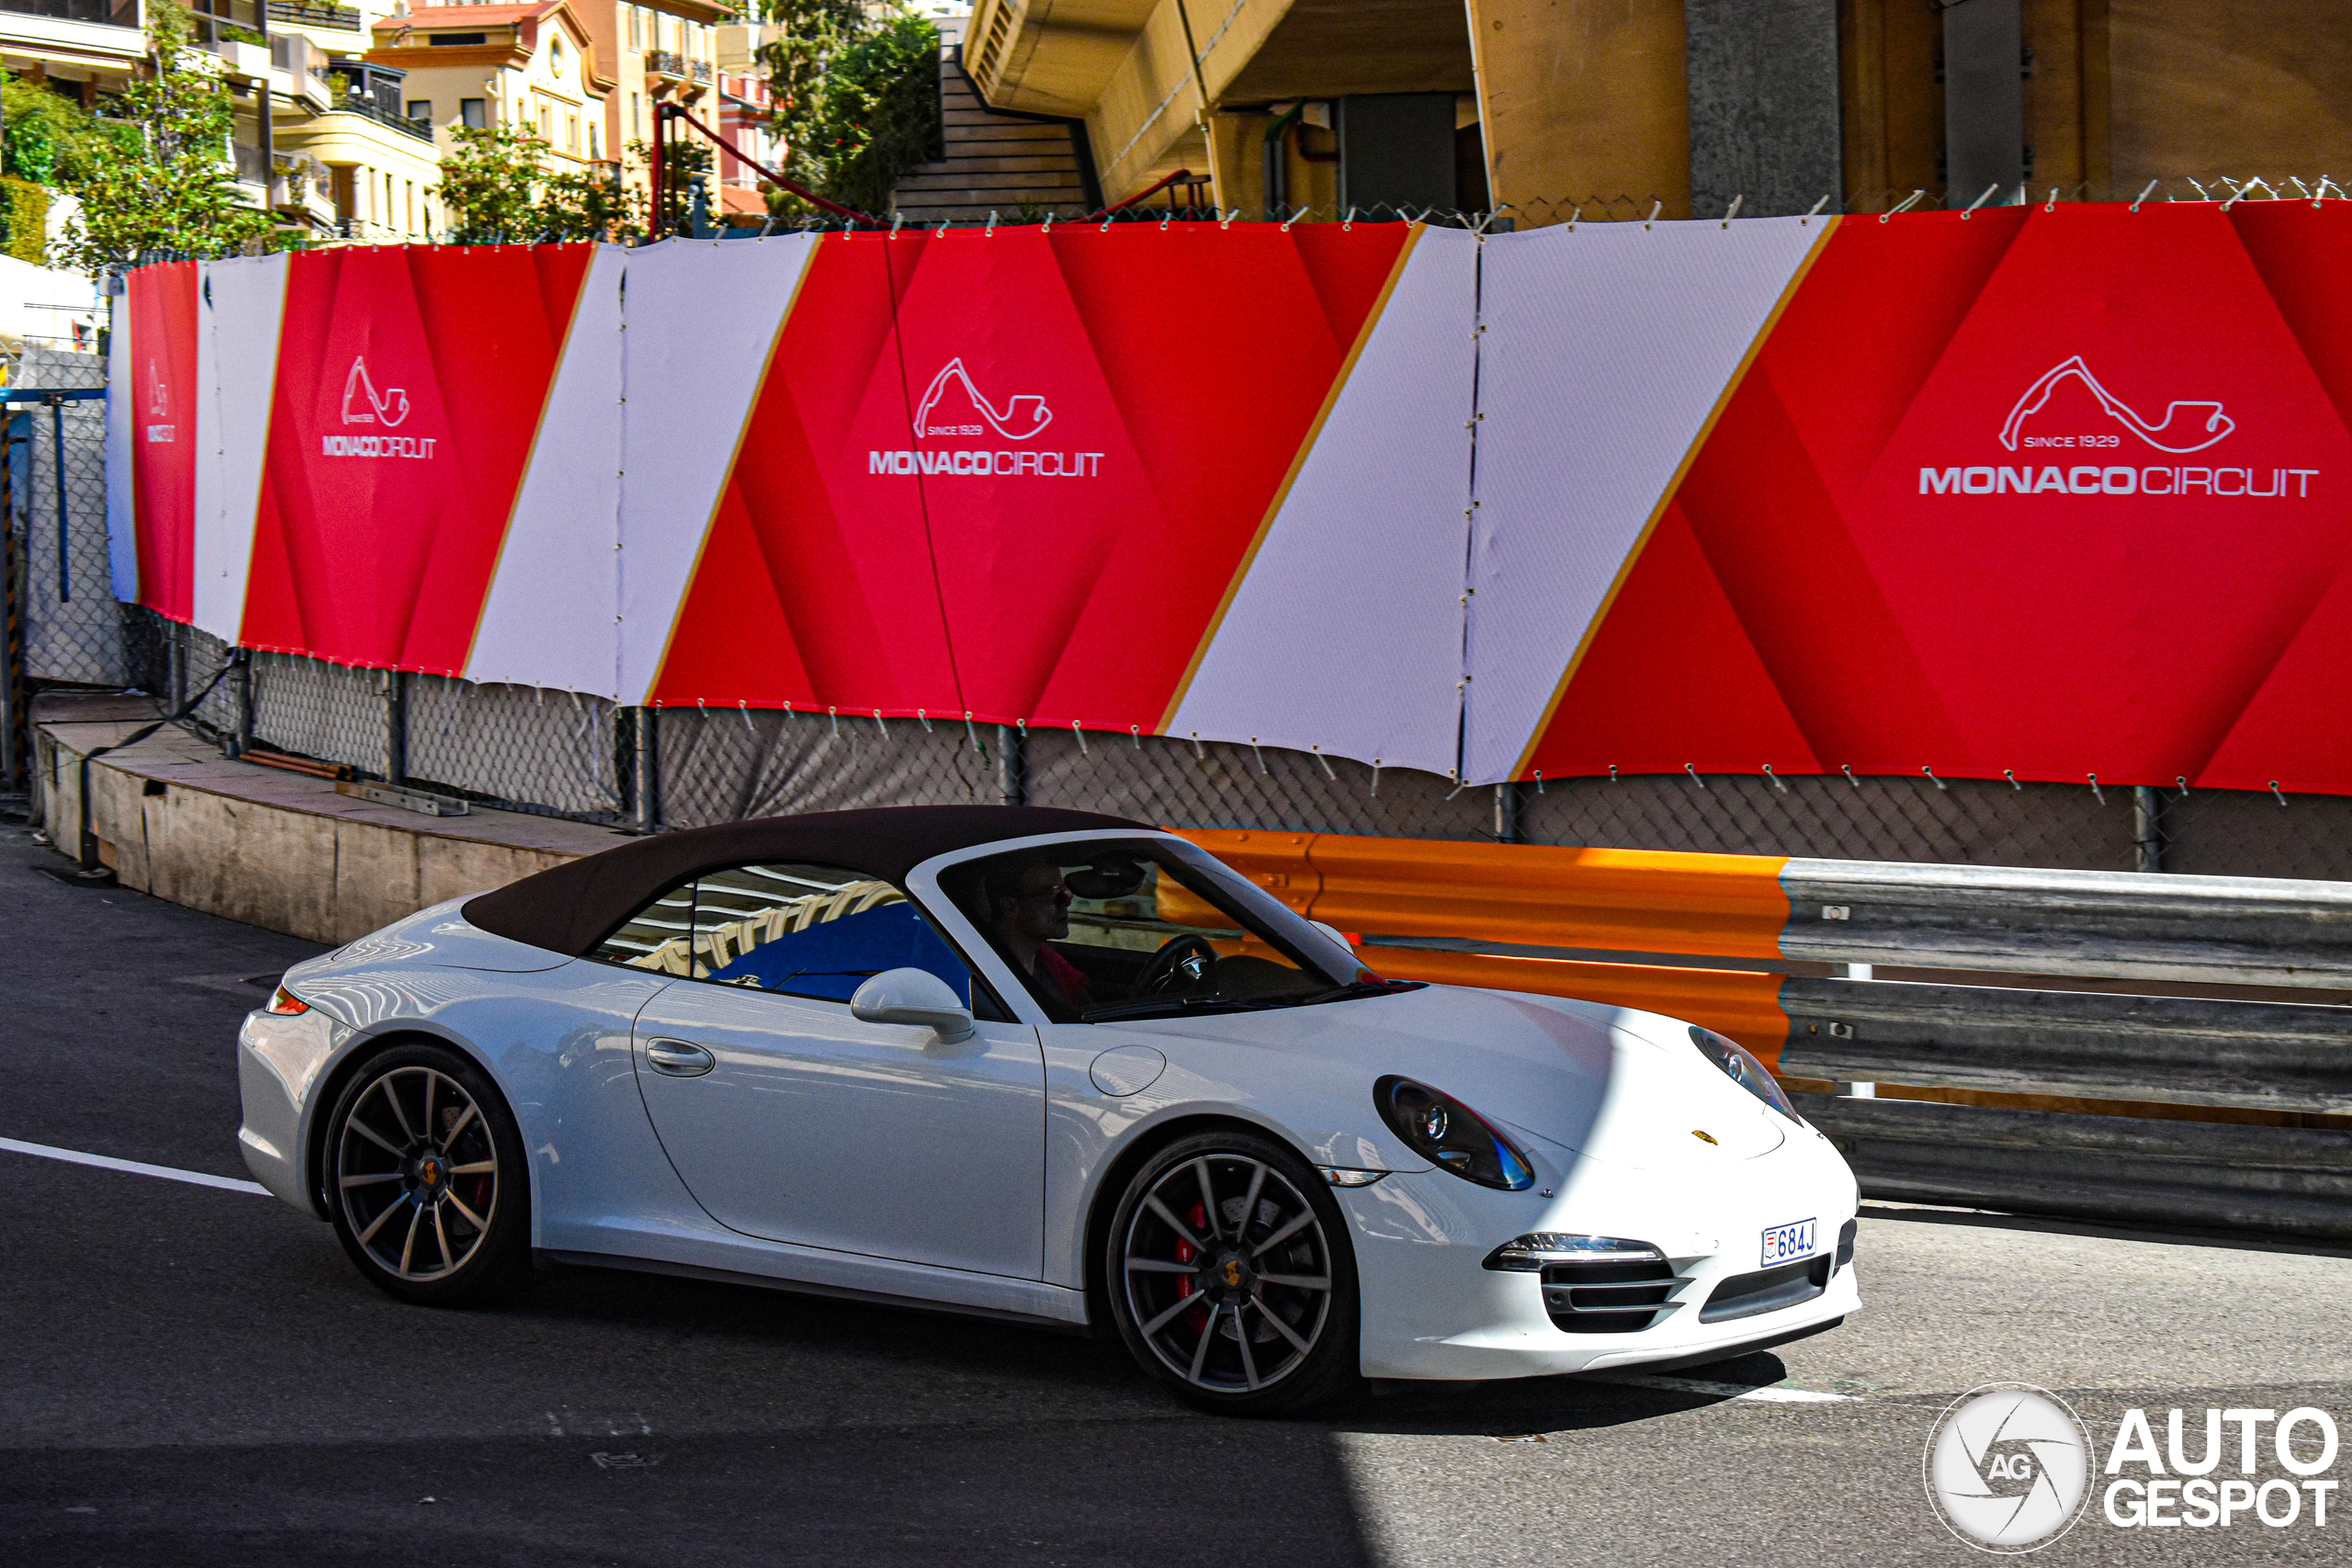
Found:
<box><xmin>238</xmin><ymin>807</ymin><xmax>1859</xmax><ymax>1413</ymax></box>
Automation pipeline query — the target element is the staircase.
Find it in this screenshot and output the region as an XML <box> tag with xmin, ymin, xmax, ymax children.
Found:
<box><xmin>891</xmin><ymin>44</ymin><xmax>1097</xmax><ymax>223</ymax></box>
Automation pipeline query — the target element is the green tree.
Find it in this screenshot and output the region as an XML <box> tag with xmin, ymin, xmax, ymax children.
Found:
<box><xmin>54</xmin><ymin>2</ymin><xmax>274</xmax><ymax>270</ymax></box>
<box><xmin>440</xmin><ymin>124</ymin><xmax>645</xmax><ymax>242</ymax></box>
<box><xmin>436</xmin><ymin>124</ymin><xmax>548</xmax><ymax>241</ymax></box>
<box><xmin>805</xmin><ymin>13</ymin><xmax>941</xmax><ymax>217</ymax></box>
<box><xmin>753</xmin><ymin>0</ymin><xmax>868</xmax><ymax>193</ymax></box>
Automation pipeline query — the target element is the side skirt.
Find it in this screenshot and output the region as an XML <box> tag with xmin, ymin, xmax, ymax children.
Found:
<box><xmin>537</xmin><ymin>1248</ymin><xmax>1095</xmax><ymax>1335</ymax></box>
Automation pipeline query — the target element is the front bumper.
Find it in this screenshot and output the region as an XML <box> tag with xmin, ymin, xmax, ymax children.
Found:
<box><xmin>1343</xmin><ymin>1122</ymin><xmax>1860</xmax><ymax>1381</ymax></box>
<box><xmin>236</xmin><ymin>1007</ymin><xmax>343</xmax><ymax>1219</ymax></box>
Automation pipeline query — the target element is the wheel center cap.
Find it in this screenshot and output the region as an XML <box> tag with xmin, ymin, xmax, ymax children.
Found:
<box><xmin>1205</xmin><ymin>1252</ymin><xmax>1250</xmax><ymax>1295</ymax></box>
<box><xmin>413</xmin><ymin>1154</ymin><xmax>446</xmax><ymax>1191</ymax></box>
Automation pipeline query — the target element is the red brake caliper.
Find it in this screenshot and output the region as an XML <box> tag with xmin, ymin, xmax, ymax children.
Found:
<box><xmin>1176</xmin><ymin>1201</ymin><xmax>1208</xmax><ymax>1329</ymax></box>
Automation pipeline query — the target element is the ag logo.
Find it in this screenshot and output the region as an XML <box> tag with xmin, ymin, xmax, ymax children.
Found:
<box><xmin>1924</xmin><ymin>1382</ymin><xmax>2091</xmax><ymax>1552</ymax></box>
<box><xmin>340</xmin><ymin>355</ymin><xmax>411</xmax><ymax>428</ymax></box>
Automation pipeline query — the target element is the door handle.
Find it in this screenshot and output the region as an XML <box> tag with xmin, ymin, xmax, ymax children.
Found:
<box><xmin>644</xmin><ymin>1038</ymin><xmax>716</xmax><ymax>1077</ymax></box>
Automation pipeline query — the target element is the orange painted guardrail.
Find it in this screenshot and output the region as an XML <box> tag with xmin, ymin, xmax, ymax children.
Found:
<box><xmin>1165</xmin><ymin>829</ymin><xmax>1795</xmax><ymax>1057</ymax></box>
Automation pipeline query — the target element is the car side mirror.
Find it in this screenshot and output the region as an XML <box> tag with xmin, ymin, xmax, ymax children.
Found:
<box><xmin>850</xmin><ymin>967</ymin><xmax>976</xmax><ymax>1043</ymax></box>
<box><xmin>1308</xmin><ymin>920</ymin><xmax>1357</xmax><ymax>964</ymax></box>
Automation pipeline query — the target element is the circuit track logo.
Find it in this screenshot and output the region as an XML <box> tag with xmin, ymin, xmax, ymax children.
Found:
<box><xmin>340</xmin><ymin>355</ymin><xmax>411</xmax><ymax>428</ymax></box>
<box><xmin>911</xmin><ymin>357</ymin><xmax>1052</xmax><ymax>442</ymax></box>
<box><xmin>2000</xmin><ymin>356</ymin><xmax>2233</xmax><ymax>454</ymax></box>
<box><xmin>1924</xmin><ymin>1383</ymin><xmax>2091</xmax><ymax>1552</ymax></box>
<box><xmin>322</xmin><ymin>355</ymin><xmax>435</xmax><ymax>459</ymax></box>
<box><xmin>143</xmin><ymin>358</ymin><xmax>175</xmax><ymax>444</ymax></box>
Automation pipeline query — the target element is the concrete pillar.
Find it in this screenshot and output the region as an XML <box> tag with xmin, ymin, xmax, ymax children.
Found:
<box><xmin>1684</xmin><ymin>0</ymin><xmax>1842</xmax><ymax>217</ymax></box>
<box><xmin>1945</xmin><ymin>0</ymin><xmax>2024</xmax><ymax>205</ymax></box>
<box><xmin>1464</xmin><ymin>0</ymin><xmax>1690</xmax><ymax>221</ymax></box>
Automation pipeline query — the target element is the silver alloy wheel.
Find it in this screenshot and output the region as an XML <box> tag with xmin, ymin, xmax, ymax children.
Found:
<box><xmin>1121</xmin><ymin>1154</ymin><xmax>1333</xmax><ymax>1393</ymax></box>
<box><xmin>336</xmin><ymin>1066</ymin><xmax>500</xmax><ymax>1281</ymax></box>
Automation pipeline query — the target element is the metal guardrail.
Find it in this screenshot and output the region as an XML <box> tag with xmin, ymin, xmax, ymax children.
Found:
<box><xmin>1781</xmin><ymin>859</ymin><xmax>2352</xmax><ymax>987</ymax></box>
<box><xmin>1780</xmin><ymin>976</ymin><xmax>2352</xmax><ymax>1113</ymax></box>
<box><xmin>1798</xmin><ymin>1093</ymin><xmax>2352</xmax><ymax>1241</ymax></box>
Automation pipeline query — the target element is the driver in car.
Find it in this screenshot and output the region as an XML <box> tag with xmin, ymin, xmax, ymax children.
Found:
<box><xmin>978</xmin><ymin>852</ymin><xmax>1092</xmax><ymax>1012</ymax></box>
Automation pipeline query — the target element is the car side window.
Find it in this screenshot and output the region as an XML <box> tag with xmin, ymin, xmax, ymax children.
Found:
<box><xmin>593</xmin><ymin>862</ymin><xmax>986</xmax><ymax>1010</ymax></box>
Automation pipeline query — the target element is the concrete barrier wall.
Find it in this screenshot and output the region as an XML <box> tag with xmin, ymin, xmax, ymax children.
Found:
<box><xmin>33</xmin><ymin>707</ymin><xmax>625</xmax><ymax>946</ymax></box>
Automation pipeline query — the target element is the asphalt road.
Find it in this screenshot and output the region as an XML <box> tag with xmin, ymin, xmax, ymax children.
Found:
<box><xmin>2</xmin><ymin>815</ymin><xmax>2346</xmax><ymax>1566</ymax></box>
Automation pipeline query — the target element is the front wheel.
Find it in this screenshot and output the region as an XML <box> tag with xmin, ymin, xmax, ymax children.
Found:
<box><xmin>1105</xmin><ymin>1131</ymin><xmax>1361</xmax><ymax>1415</ymax></box>
<box><xmin>323</xmin><ymin>1042</ymin><xmax>533</xmax><ymax>1306</ymax></box>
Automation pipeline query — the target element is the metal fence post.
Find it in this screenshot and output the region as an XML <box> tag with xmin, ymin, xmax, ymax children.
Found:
<box><xmin>231</xmin><ymin>649</ymin><xmax>254</xmax><ymax>758</ymax></box>
<box><xmin>167</xmin><ymin>620</ymin><xmax>186</xmax><ymax>713</ymax></box>
<box><xmin>996</xmin><ymin>724</ymin><xmax>1026</xmax><ymax>806</ymax></box>
<box><xmin>1494</xmin><ymin>782</ymin><xmax>1521</xmax><ymax>843</ymax></box>
<box><xmin>385</xmin><ymin>668</ymin><xmax>408</xmax><ymax>784</ymax></box>
<box><xmin>0</xmin><ymin>475</ymin><xmax>17</xmax><ymax>796</ymax></box>
<box><xmin>633</xmin><ymin>705</ymin><xmax>661</xmax><ymax>831</ymax></box>
<box><xmin>2132</xmin><ymin>784</ymin><xmax>2164</xmax><ymax>874</ymax></box>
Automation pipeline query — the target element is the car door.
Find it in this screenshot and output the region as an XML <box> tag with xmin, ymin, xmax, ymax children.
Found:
<box><xmin>595</xmin><ymin>861</ymin><xmax>1046</xmax><ymax>1280</ymax></box>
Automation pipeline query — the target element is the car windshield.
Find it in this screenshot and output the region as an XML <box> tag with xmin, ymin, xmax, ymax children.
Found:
<box><xmin>938</xmin><ymin>838</ymin><xmax>1409</xmax><ymax>1023</ymax></box>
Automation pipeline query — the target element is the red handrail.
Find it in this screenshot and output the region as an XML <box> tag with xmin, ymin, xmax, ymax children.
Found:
<box><xmin>1092</xmin><ymin>168</ymin><xmax>1197</xmax><ymax>219</ymax></box>
<box><xmin>656</xmin><ymin>102</ymin><xmax>876</xmax><ymax>225</ymax></box>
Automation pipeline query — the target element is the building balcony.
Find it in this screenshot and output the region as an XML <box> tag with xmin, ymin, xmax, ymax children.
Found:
<box><xmin>691</xmin><ymin>58</ymin><xmax>710</xmax><ymax>83</ymax></box>
<box><xmin>645</xmin><ymin>48</ymin><xmax>683</xmax><ymax>80</ymax></box>
<box><xmin>266</xmin><ymin>0</ymin><xmax>356</xmax><ymax>31</ymax></box>
<box><xmin>0</xmin><ymin>0</ymin><xmax>137</xmax><ymax>24</ymax></box>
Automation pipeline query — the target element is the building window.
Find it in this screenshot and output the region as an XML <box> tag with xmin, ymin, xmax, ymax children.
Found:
<box><xmin>589</xmin><ymin>123</ymin><xmax>601</xmax><ymax>160</ymax></box>
<box><xmin>459</xmin><ymin>97</ymin><xmax>486</xmax><ymax>129</ymax></box>
<box><xmin>630</xmin><ymin>92</ymin><xmax>640</xmax><ymax>136</ymax></box>
<box><xmin>406</xmin><ymin>181</ymin><xmax>415</xmax><ymax>233</ymax></box>
<box><xmin>428</xmin><ymin>32</ymin><xmax>486</xmax><ymax>46</ymax></box>
<box><xmin>539</xmin><ymin>103</ymin><xmax>551</xmax><ymax>140</ymax></box>
<box><xmin>567</xmin><ymin>114</ymin><xmax>579</xmax><ymax>153</ymax></box>
<box><xmin>406</xmin><ymin>99</ymin><xmax>432</xmax><ymax>122</ymax></box>
<box><xmin>627</xmin><ymin>5</ymin><xmax>639</xmax><ymax>49</ymax></box>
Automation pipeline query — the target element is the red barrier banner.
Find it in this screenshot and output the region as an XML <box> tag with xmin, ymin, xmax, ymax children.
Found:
<box><xmin>649</xmin><ymin>224</ymin><xmax>1414</xmax><ymax>732</ymax></box>
<box><xmin>1516</xmin><ymin>204</ymin><xmax>2352</xmax><ymax>795</ymax></box>
<box><xmin>125</xmin><ymin>260</ymin><xmax>198</xmax><ymax>620</ymax></box>
<box><xmin>238</xmin><ymin>244</ymin><xmax>594</xmax><ymax>672</ymax></box>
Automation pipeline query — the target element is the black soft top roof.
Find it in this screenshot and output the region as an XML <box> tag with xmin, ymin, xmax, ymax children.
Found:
<box><xmin>462</xmin><ymin>805</ymin><xmax>1148</xmax><ymax>958</ymax></box>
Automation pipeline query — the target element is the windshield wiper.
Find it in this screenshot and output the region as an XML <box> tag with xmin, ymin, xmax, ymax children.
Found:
<box><xmin>1295</xmin><ymin>977</ymin><xmax>1426</xmax><ymax>1006</ymax></box>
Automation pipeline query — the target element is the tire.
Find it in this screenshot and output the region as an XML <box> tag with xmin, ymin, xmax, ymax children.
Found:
<box><xmin>323</xmin><ymin>1041</ymin><xmax>534</xmax><ymax>1306</ymax></box>
<box><xmin>1104</xmin><ymin>1130</ymin><xmax>1361</xmax><ymax>1416</ymax></box>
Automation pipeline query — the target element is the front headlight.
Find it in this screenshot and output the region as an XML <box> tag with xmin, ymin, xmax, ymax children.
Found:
<box><xmin>1374</xmin><ymin>1076</ymin><xmax>1535</xmax><ymax>1190</ymax></box>
<box><xmin>1688</xmin><ymin>1024</ymin><xmax>1795</xmax><ymax>1119</ymax></box>
<box><xmin>1482</xmin><ymin>1234</ymin><xmax>1663</xmax><ymax>1271</ymax></box>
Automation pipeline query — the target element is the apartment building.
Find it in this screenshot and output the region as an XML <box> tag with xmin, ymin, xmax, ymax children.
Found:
<box><xmin>369</xmin><ymin>2</ymin><xmax>613</xmax><ymax>172</ymax></box>
<box><xmin>712</xmin><ymin>64</ymin><xmax>775</xmax><ymax>217</ymax></box>
<box><xmin>568</xmin><ymin>0</ymin><xmax>722</xmax><ymax>209</ymax></box>
<box><xmin>261</xmin><ymin>0</ymin><xmax>441</xmax><ymax>240</ymax></box>
<box><xmin>0</xmin><ymin>0</ymin><xmax>145</xmax><ymax>100</ymax></box>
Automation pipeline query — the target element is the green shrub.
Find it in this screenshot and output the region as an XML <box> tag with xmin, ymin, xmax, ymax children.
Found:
<box><xmin>0</xmin><ymin>177</ymin><xmax>49</xmax><ymax>263</ymax></box>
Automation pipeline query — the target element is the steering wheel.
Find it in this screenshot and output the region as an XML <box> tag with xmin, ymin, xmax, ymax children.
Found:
<box><xmin>1135</xmin><ymin>934</ymin><xmax>1219</xmax><ymax>997</ymax></box>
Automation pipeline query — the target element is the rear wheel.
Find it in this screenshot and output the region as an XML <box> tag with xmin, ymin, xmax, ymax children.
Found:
<box><xmin>324</xmin><ymin>1042</ymin><xmax>532</xmax><ymax>1306</ymax></box>
<box><xmin>1104</xmin><ymin>1131</ymin><xmax>1360</xmax><ymax>1415</ymax></box>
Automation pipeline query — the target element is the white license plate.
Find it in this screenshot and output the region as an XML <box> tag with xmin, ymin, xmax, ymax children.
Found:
<box><xmin>1761</xmin><ymin>1218</ymin><xmax>1817</xmax><ymax>1267</ymax></box>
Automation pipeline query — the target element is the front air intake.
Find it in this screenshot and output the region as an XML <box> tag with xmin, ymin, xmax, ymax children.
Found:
<box><xmin>1541</xmin><ymin>1258</ymin><xmax>1688</xmax><ymax>1334</ymax></box>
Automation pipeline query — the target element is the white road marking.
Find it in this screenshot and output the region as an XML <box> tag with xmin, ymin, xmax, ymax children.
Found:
<box><xmin>0</xmin><ymin>1135</ymin><xmax>271</xmax><ymax>1196</ymax></box>
<box><xmin>1592</xmin><ymin>1372</ymin><xmax>1856</xmax><ymax>1404</ymax></box>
